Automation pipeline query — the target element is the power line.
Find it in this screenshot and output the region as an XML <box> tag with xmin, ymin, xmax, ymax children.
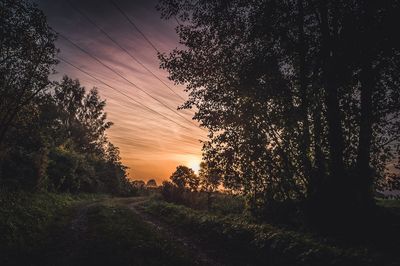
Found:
<box><xmin>57</xmin><ymin>55</ymin><xmax>206</xmax><ymax>141</ymax></box>
<box><xmin>109</xmin><ymin>0</ymin><xmax>160</xmax><ymax>54</ymax></box>
<box><xmin>57</xmin><ymin>55</ymin><xmax>182</xmax><ymax>128</ymax></box>
<box><xmin>57</xmin><ymin>32</ymin><xmax>205</xmax><ymax>132</ymax></box>
<box><xmin>67</xmin><ymin>0</ymin><xmax>186</xmax><ymax>101</ymax></box>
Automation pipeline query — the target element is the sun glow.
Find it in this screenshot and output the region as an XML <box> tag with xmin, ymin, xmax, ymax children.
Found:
<box><xmin>188</xmin><ymin>159</ymin><xmax>201</xmax><ymax>175</ymax></box>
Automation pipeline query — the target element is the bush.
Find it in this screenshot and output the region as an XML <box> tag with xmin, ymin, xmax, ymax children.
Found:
<box><xmin>47</xmin><ymin>146</ymin><xmax>86</xmax><ymax>192</ymax></box>
<box><xmin>161</xmin><ymin>181</ymin><xmax>182</xmax><ymax>203</ymax></box>
<box><xmin>212</xmin><ymin>193</ymin><xmax>246</xmax><ymax>215</ymax></box>
<box><xmin>160</xmin><ymin>181</ymin><xmax>246</xmax><ymax>214</ymax></box>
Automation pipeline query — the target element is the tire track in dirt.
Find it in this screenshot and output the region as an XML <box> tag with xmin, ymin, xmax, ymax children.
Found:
<box><xmin>43</xmin><ymin>201</ymin><xmax>101</xmax><ymax>266</ymax></box>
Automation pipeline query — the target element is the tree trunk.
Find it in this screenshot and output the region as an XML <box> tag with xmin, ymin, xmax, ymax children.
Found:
<box><xmin>297</xmin><ymin>0</ymin><xmax>312</xmax><ymax>180</ymax></box>
<box><xmin>207</xmin><ymin>191</ymin><xmax>212</xmax><ymax>211</ymax></box>
<box><xmin>356</xmin><ymin>60</ymin><xmax>375</xmax><ymax>207</ymax></box>
<box><xmin>319</xmin><ymin>1</ymin><xmax>345</xmax><ymax>180</ymax></box>
<box><xmin>307</xmin><ymin>88</ymin><xmax>326</xmax><ymax>199</ymax></box>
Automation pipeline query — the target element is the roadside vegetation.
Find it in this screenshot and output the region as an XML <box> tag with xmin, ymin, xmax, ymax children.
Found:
<box><xmin>0</xmin><ymin>1</ymin><xmax>134</xmax><ymax>195</ymax></box>
<box><xmin>142</xmin><ymin>197</ymin><xmax>400</xmax><ymax>266</ymax></box>
<box><xmin>146</xmin><ymin>167</ymin><xmax>400</xmax><ymax>265</ymax></box>
<box><xmin>0</xmin><ymin>192</ymin><xmax>102</xmax><ymax>265</ymax></box>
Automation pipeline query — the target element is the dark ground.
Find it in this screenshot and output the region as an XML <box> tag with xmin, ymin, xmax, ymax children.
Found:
<box><xmin>1</xmin><ymin>195</ymin><xmax>400</xmax><ymax>266</ymax></box>
<box><xmin>37</xmin><ymin>197</ymin><xmax>212</xmax><ymax>266</ymax></box>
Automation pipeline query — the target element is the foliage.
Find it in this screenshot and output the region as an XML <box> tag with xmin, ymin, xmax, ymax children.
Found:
<box><xmin>210</xmin><ymin>193</ymin><xmax>246</xmax><ymax>215</ymax></box>
<box><xmin>377</xmin><ymin>198</ymin><xmax>400</xmax><ymax>207</ymax></box>
<box><xmin>0</xmin><ymin>0</ymin><xmax>57</xmax><ymax>147</ymax></box>
<box><xmin>143</xmin><ymin>200</ymin><xmax>386</xmax><ymax>266</ymax></box>
<box><xmin>161</xmin><ymin>180</ymin><xmax>183</xmax><ymax>203</ymax></box>
<box><xmin>0</xmin><ymin>1</ymin><xmax>131</xmax><ymax>195</ymax></box>
<box><xmin>158</xmin><ymin>0</ymin><xmax>400</xmax><ymax>217</ymax></box>
<box><xmin>198</xmin><ymin>161</ymin><xmax>220</xmax><ymax>192</ymax></box>
<box><xmin>47</xmin><ymin>145</ymin><xmax>88</xmax><ymax>192</ymax></box>
<box><xmin>132</xmin><ymin>180</ymin><xmax>145</xmax><ymax>189</ymax></box>
<box><xmin>52</xmin><ymin>77</ymin><xmax>112</xmax><ymax>155</ymax></box>
<box><xmin>0</xmin><ymin>191</ymin><xmax>101</xmax><ymax>264</ymax></box>
<box><xmin>160</xmin><ymin>166</ymin><xmax>202</xmax><ymax>206</ymax></box>
<box><xmin>0</xmin><ymin>76</ymin><xmax>133</xmax><ymax>195</ymax></box>
<box><xmin>198</xmin><ymin>161</ymin><xmax>222</xmax><ymax>209</ymax></box>
<box><xmin>170</xmin><ymin>165</ymin><xmax>199</xmax><ymax>192</ymax></box>
<box><xmin>146</xmin><ymin>179</ymin><xmax>157</xmax><ymax>187</ymax></box>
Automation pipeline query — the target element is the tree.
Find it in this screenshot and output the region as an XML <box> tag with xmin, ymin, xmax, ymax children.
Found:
<box><xmin>132</xmin><ymin>180</ymin><xmax>146</xmax><ymax>189</ymax></box>
<box><xmin>157</xmin><ymin>0</ymin><xmax>400</xmax><ymax>218</ymax></box>
<box><xmin>147</xmin><ymin>179</ymin><xmax>157</xmax><ymax>187</ymax></box>
<box><xmin>199</xmin><ymin>161</ymin><xmax>221</xmax><ymax>210</ymax></box>
<box><xmin>0</xmin><ymin>0</ymin><xmax>57</xmax><ymax>149</ymax></box>
<box><xmin>0</xmin><ymin>75</ymin><xmax>130</xmax><ymax>194</ymax></box>
<box><xmin>53</xmin><ymin>76</ymin><xmax>112</xmax><ymax>155</ymax></box>
<box><xmin>170</xmin><ymin>165</ymin><xmax>199</xmax><ymax>192</ymax></box>
<box><xmin>46</xmin><ymin>76</ymin><xmax>125</xmax><ymax>194</ymax></box>
<box><xmin>0</xmin><ymin>1</ymin><xmax>130</xmax><ymax>195</ymax></box>
<box><xmin>199</xmin><ymin>162</ymin><xmax>220</xmax><ymax>192</ymax></box>
<box><xmin>160</xmin><ymin>180</ymin><xmax>179</xmax><ymax>202</ymax></box>
<box><xmin>80</xmin><ymin>87</ymin><xmax>113</xmax><ymax>154</ymax></box>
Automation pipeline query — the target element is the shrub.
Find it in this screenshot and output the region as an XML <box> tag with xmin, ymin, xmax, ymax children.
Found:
<box><xmin>47</xmin><ymin>146</ymin><xmax>86</xmax><ymax>192</ymax></box>
<box><xmin>161</xmin><ymin>181</ymin><xmax>182</xmax><ymax>203</ymax></box>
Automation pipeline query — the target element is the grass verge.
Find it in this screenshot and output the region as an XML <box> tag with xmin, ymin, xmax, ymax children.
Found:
<box><xmin>142</xmin><ymin>199</ymin><xmax>392</xmax><ymax>266</ymax></box>
<box><xmin>0</xmin><ymin>192</ymin><xmax>103</xmax><ymax>265</ymax></box>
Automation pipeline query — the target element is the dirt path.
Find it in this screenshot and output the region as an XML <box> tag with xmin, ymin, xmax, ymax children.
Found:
<box><xmin>41</xmin><ymin>197</ymin><xmax>222</xmax><ymax>265</ymax></box>
<box><xmin>43</xmin><ymin>201</ymin><xmax>101</xmax><ymax>266</ymax></box>
<box><xmin>68</xmin><ymin>201</ymin><xmax>98</xmax><ymax>239</ymax></box>
<box><xmin>122</xmin><ymin>197</ymin><xmax>223</xmax><ymax>266</ymax></box>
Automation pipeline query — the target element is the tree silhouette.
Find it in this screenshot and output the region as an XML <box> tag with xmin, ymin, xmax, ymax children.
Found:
<box><xmin>0</xmin><ymin>0</ymin><xmax>57</xmax><ymax>148</ymax></box>
<box><xmin>158</xmin><ymin>0</ymin><xmax>400</xmax><ymax>217</ymax></box>
<box><xmin>199</xmin><ymin>161</ymin><xmax>221</xmax><ymax>210</ymax></box>
<box><xmin>53</xmin><ymin>76</ymin><xmax>113</xmax><ymax>155</ymax></box>
<box><xmin>1</xmin><ymin>74</ymin><xmax>131</xmax><ymax>194</ymax></box>
<box><xmin>147</xmin><ymin>179</ymin><xmax>157</xmax><ymax>187</ymax></box>
<box><xmin>170</xmin><ymin>165</ymin><xmax>199</xmax><ymax>192</ymax></box>
<box><xmin>0</xmin><ymin>1</ymin><xmax>132</xmax><ymax>195</ymax></box>
<box><xmin>132</xmin><ymin>180</ymin><xmax>146</xmax><ymax>189</ymax></box>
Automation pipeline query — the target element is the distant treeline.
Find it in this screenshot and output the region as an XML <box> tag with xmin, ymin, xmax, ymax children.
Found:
<box><xmin>0</xmin><ymin>0</ymin><xmax>132</xmax><ymax>195</ymax></box>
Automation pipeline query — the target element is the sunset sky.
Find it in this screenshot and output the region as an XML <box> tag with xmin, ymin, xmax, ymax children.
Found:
<box><xmin>35</xmin><ymin>0</ymin><xmax>207</xmax><ymax>183</ymax></box>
